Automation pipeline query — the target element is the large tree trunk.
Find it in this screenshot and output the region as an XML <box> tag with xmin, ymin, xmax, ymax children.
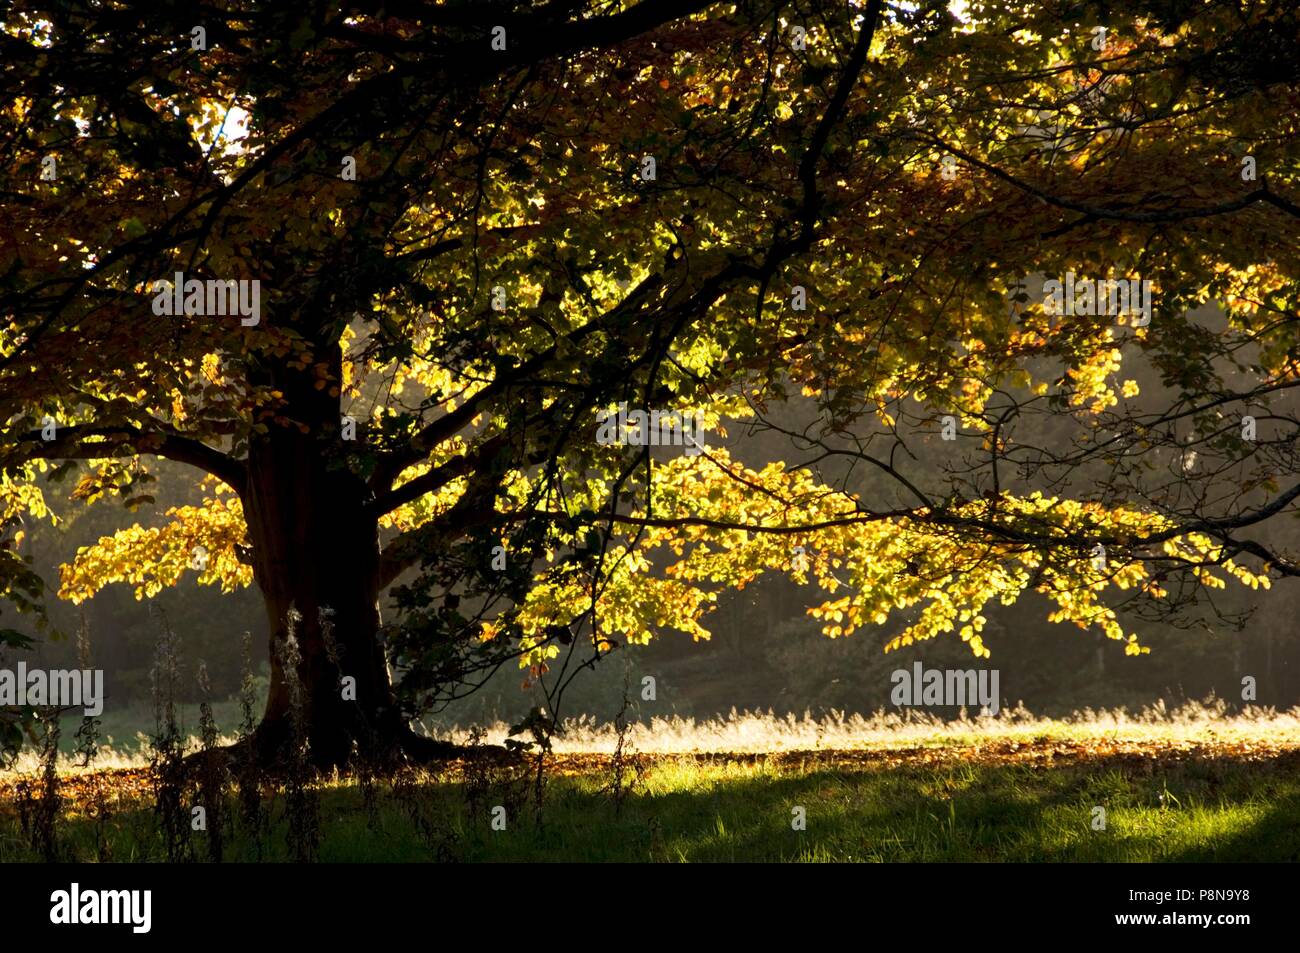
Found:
<box><xmin>240</xmin><ymin>374</ymin><xmax>399</xmax><ymax>770</ymax></box>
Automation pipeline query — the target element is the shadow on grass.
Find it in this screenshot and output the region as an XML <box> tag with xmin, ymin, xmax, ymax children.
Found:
<box><xmin>4</xmin><ymin>752</ymin><xmax>1298</xmax><ymax>862</ymax></box>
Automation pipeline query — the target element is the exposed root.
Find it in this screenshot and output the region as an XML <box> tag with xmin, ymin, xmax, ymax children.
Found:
<box><xmin>172</xmin><ymin>722</ymin><xmax>521</xmax><ymax>780</ymax></box>
<box><xmin>398</xmin><ymin>726</ymin><xmax>521</xmax><ymax>767</ymax></box>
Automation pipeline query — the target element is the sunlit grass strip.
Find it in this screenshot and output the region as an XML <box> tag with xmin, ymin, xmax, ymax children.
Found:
<box><xmin>5</xmin><ymin>698</ymin><xmax>1300</xmax><ymax>776</ymax></box>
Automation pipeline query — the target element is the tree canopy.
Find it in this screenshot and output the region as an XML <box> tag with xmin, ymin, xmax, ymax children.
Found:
<box><xmin>3</xmin><ymin>0</ymin><xmax>1300</xmax><ymax>760</ymax></box>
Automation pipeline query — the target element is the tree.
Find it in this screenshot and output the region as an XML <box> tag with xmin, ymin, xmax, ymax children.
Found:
<box><xmin>4</xmin><ymin>0</ymin><xmax>1300</xmax><ymax>768</ymax></box>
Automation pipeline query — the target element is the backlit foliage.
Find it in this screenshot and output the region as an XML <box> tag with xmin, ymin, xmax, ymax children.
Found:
<box><xmin>2</xmin><ymin>0</ymin><xmax>1300</xmax><ymax>713</ymax></box>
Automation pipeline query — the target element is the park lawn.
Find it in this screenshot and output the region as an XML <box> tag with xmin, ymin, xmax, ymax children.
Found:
<box><xmin>4</xmin><ymin>743</ymin><xmax>1299</xmax><ymax>862</ymax></box>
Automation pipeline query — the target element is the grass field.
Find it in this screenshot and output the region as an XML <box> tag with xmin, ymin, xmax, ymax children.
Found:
<box><xmin>4</xmin><ymin>701</ymin><xmax>1300</xmax><ymax>862</ymax></box>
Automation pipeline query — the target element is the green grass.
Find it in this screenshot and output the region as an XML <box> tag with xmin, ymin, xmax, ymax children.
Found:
<box><xmin>5</xmin><ymin>750</ymin><xmax>1299</xmax><ymax>862</ymax></box>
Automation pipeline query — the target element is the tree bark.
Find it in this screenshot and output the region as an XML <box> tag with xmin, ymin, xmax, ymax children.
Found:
<box><xmin>240</xmin><ymin>369</ymin><xmax>398</xmax><ymax>770</ymax></box>
<box><xmin>229</xmin><ymin>352</ymin><xmax>506</xmax><ymax>770</ymax></box>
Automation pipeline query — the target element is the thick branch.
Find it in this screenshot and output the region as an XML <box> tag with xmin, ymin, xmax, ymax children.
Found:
<box><xmin>8</xmin><ymin>425</ymin><xmax>246</xmax><ymax>496</ymax></box>
<box><xmin>377</xmin><ymin>469</ymin><xmax>503</xmax><ymax>588</ymax></box>
<box><xmin>369</xmin><ymin>434</ymin><xmax>510</xmax><ymax>517</ymax></box>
